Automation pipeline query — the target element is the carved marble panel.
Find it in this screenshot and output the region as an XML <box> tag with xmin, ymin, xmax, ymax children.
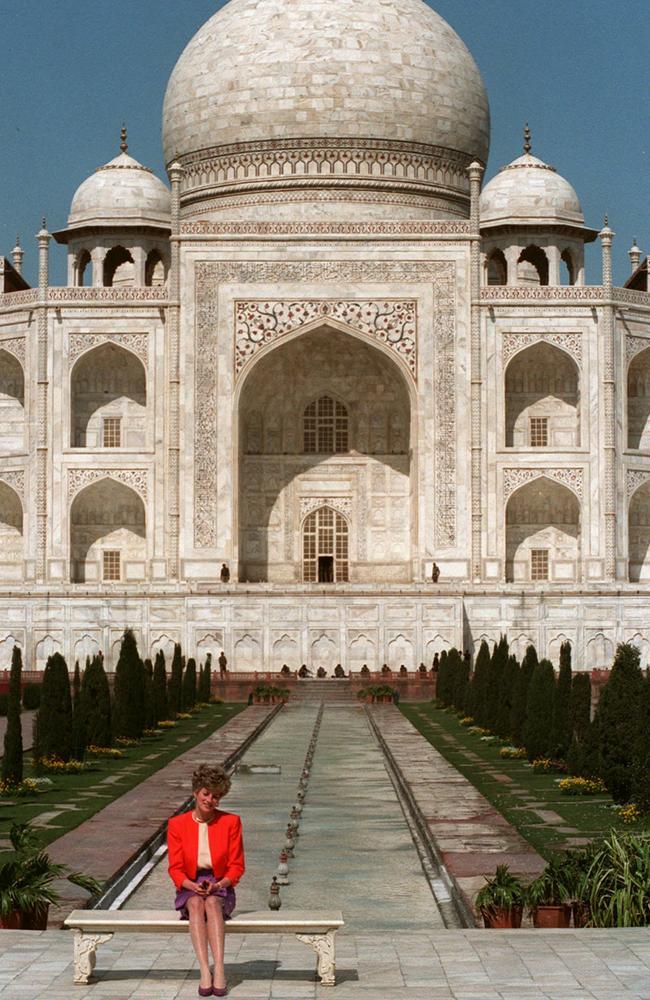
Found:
<box><xmin>627</xmin><ymin>469</ymin><xmax>650</xmax><ymax>499</ymax></box>
<box><xmin>0</xmin><ymin>470</ymin><xmax>25</xmax><ymax>500</ymax></box>
<box><xmin>299</xmin><ymin>497</ymin><xmax>352</xmax><ymax>521</ymax></box>
<box><xmin>503</xmin><ymin>467</ymin><xmax>584</xmax><ymax>501</ymax></box>
<box><xmin>68</xmin><ymin>332</ymin><xmax>149</xmax><ymax>368</ymax></box>
<box><xmin>502</xmin><ymin>332</ymin><xmax>583</xmax><ymax>367</ymax></box>
<box><xmin>235</xmin><ymin>299</ymin><xmax>417</xmax><ymax>377</ymax></box>
<box><xmin>67</xmin><ymin>468</ymin><xmax>148</xmax><ymax>503</ymax></box>
<box><xmin>0</xmin><ymin>337</ymin><xmax>26</xmax><ymax>366</ymax></box>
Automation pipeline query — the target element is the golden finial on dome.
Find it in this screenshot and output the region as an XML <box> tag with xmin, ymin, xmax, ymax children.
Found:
<box><xmin>120</xmin><ymin>123</ymin><xmax>128</xmax><ymax>154</ymax></box>
<box><xmin>523</xmin><ymin>123</ymin><xmax>532</xmax><ymax>155</ymax></box>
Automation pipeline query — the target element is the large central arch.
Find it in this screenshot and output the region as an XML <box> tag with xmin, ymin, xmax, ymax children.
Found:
<box><xmin>236</xmin><ymin>324</ymin><xmax>415</xmax><ymax>583</ymax></box>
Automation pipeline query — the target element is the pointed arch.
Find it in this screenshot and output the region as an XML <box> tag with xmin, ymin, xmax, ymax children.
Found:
<box><xmin>70</xmin><ymin>477</ymin><xmax>146</xmax><ymax>583</ymax></box>
<box><xmin>70</xmin><ymin>341</ymin><xmax>146</xmax><ymax>448</ymax></box>
<box><xmin>103</xmin><ymin>246</ymin><xmax>134</xmax><ymax>287</ymax></box>
<box><xmin>505</xmin><ymin>341</ymin><xmax>579</xmax><ymax>448</ymax></box>
<box><xmin>505</xmin><ymin>475</ymin><xmax>580</xmax><ymax>582</ymax></box>
<box><xmin>0</xmin><ymin>481</ymin><xmax>23</xmax><ymax>581</ymax></box>
<box><xmin>627</xmin><ymin>345</ymin><xmax>650</xmax><ymax>450</ymax></box>
<box><xmin>0</xmin><ymin>348</ymin><xmax>25</xmax><ymax>454</ymax></box>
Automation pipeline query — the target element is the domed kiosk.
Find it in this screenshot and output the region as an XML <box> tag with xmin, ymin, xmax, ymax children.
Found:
<box><xmin>162</xmin><ymin>0</ymin><xmax>490</xmax><ymax>219</ymax></box>
<box><xmin>54</xmin><ymin>128</ymin><xmax>171</xmax><ymax>286</ymax></box>
<box><xmin>480</xmin><ymin>127</ymin><xmax>597</xmax><ymax>286</ymax></box>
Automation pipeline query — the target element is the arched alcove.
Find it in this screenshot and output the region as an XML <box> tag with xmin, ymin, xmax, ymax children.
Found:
<box><xmin>103</xmin><ymin>246</ymin><xmax>134</xmax><ymax>287</ymax></box>
<box><xmin>238</xmin><ymin>325</ymin><xmax>412</xmax><ymax>583</ymax></box>
<box><xmin>505</xmin><ymin>342</ymin><xmax>579</xmax><ymax>447</ymax></box>
<box><xmin>505</xmin><ymin>477</ymin><xmax>580</xmax><ymax>582</ymax></box>
<box><xmin>70</xmin><ymin>478</ymin><xmax>146</xmax><ymax>583</ymax></box>
<box><xmin>628</xmin><ymin>481</ymin><xmax>650</xmax><ymax>581</ymax></box>
<box><xmin>627</xmin><ymin>347</ymin><xmax>650</xmax><ymax>450</ymax></box>
<box><xmin>302</xmin><ymin>505</ymin><xmax>349</xmax><ymax>582</ymax></box>
<box><xmin>560</xmin><ymin>249</ymin><xmax>576</xmax><ymax>286</ymax></box>
<box><xmin>0</xmin><ymin>482</ymin><xmax>23</xmax><ymax>581</ymax></box>
<box><xmin>517</xmin><ymin>245</ymin><xmax>549</xmax><ymax>286</ymax></box>
<box><xmin>76</xmin><ymin>249</ymin><xmax>91</xmax><ymax>287</ymax></box>
<box><xmin>0</xmin><ymin>349</ymin><xmax>25</xmax><ymax>454</ymax></box>
<box><xmin>145</xmin><ymin>249</ymin><xmax>166</xmax><ymax>287</ymax></box>
<box><xmin>71</xmin><ymin>342</ymin><xmax>146</xmax><ymax>448</ymax></box>
<box><xmin>486</xmin><ymin>248</ymin><xmax>507</xmax><ymax>285</ymax></box>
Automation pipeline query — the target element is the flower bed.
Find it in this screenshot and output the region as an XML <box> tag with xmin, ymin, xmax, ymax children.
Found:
<box><xmin>558</xmin><ymin>776</ymin><xmax>606</xmax><ymax>796</ymax></box>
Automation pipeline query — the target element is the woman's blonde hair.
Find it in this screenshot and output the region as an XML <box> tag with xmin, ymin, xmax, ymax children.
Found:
<box><xmin>192</xmin><ymin>763</ymin><xmax>231</xmax><ymax>798</ymax></box>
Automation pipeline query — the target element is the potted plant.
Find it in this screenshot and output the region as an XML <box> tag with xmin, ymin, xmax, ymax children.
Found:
<box><xmin>0</xmin><ymin>822</ymin><xmax>101</xmax><ymax>930</ymax></box>
<box><xmin>556</xmin><ymin>846</ymin><xmax>595</xmax><ymax>927</ymax></box>
<box><xmin>526</xmin><ymin>858</ymin><xmax>572</xmax><ymax>928</ymax></box>
<box><xmin>475</xmin><ymin>864</ymin><xmax>525</xmax><ymax>928</ymax></box>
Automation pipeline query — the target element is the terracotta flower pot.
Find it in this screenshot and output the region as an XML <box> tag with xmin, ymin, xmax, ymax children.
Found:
<box><xmin>481</xmin><ymin>905</ymin><xmax>523</xmax><ymax>929</ymax></box>
<box><xmin>532</xmin><ymin>904</ymin><xmax>572</xmax><ymax>928</ymax></box>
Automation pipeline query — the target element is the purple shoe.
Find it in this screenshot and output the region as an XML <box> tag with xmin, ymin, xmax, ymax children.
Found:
<box><xmin>212</xmin><ymin>988</ymin><xmax>228</xmax><ymax>997</ymax></box>
<box><xmin>198</xmin><ymin>988</ymin><xmax>213</xmax><ymax>997</ymax></box>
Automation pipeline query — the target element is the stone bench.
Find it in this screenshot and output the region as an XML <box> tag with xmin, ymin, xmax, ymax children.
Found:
<box><xmin>64</xmin><ymin>908</ymin><xmax>345</xmax><ymax>987</ymax></box>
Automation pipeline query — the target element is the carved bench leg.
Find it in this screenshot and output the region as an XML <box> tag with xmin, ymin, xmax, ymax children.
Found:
<box><xmin>72</xmin><ymin>931</ymin><xmax>114</xmax><ymax>985</ymax></box>
<box><xmin>296</xmin><ymin>930</ymin><xmax>336</xmax><ymax>986</ymax></box>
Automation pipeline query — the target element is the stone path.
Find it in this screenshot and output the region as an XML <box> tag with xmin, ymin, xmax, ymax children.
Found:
<box><xmin>126</xmin><ymin>704</ymin><xmax>445</xmax><ymax>932</ymax></box>
<box><xmin>3</xmin><ymin>927</ymin><xmax>650</xmax><ymax>999</ymax></box>
<box><xmin>45</xmin><ymin>705</ymin><xmax>278</xmax><ymax>925</ymax></box>
<box><xmin>371</xmin><ymin>706</ymin><xmax>545</xmax><ymax>914</ymax></box>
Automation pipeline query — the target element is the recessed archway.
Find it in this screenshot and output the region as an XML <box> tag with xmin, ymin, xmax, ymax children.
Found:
<box><xmin>103</xmin><ymin>246</ymin><xmax>134</xmax><ymax>287</ymax></box>
<box><xmin>0</xmin><ymin>349</ymin><xmax>25</xmax><ymax>454</ymax></box>
<box><xmin>505</xmin><ymin>342</ymin><xmax>579</xmax><ymax>447</ymax></box>
<box><xmin>505</xmin><ymin>476</ymin><xmax>580</xmax><ymax>582</ymax></box>
<box><xmin>627</xmin><ymin>347</ymin><xmax>650</xmax><ymax>450</ymax></box>
<box><xmin>628</xmin><ymin>481</ymin><xmax>650</xmax><ymax>581</ymax></box>
<box><xmin>237</xmin><ymin>325</ymin><xmax>413</xmax><ymax>583</ymax></box>
<box><xmin>0</xmin><ymin>482</ymin><xmax>23</xmax><ymax>581</ymax></box>
<box><xmin>70</xmin><ymin>478</ymin><xmax>146</xmax><ymax>583</ymax></box>
<box><xmin>70</xmin><ymin>342</ymin><xmax>146</xmax><ymax>448</ymax></box>
<box><xmin>517</xmin><ymin>245</ymin><xmax>549</xmax><ymax>286</ymax></box>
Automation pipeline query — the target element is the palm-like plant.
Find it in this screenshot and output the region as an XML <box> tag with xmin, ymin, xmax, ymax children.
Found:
<box><xmin>586</xmin><ymin>831</ymin><xmax>650</xmax><ymax>927</ymax></box>
<box><xmin>0</xmin><ymin>823</ymin><xmax>101</xmax><ymax>926</ymax></box>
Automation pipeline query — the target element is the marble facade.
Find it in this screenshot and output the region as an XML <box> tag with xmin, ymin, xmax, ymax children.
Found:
<box><xmin>1</xmin><ymin>0</ymin><xmax>649</xmax><ymax>671</ymax></box>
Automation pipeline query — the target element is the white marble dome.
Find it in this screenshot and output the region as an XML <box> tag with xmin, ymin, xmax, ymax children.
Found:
<box><xmin>162</xmin><ymin>0</ymin><xmax>490</xmax><ymax>164</ymax></box>
<box><xmin>68</xmin><ymin>150</ymin><xmax>171</xmax><ymax>230</ymax></box>
<box><xmin>480</xmin><ymin>152</ymin><xmax>584</xmax><ymax>229</ymax></box>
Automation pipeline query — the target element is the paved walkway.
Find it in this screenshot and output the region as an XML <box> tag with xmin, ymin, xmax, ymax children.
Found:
<box><xmin>126</xmin><ymin>704</ymin><xmax>444</xmax><ymax>931</ymax></box>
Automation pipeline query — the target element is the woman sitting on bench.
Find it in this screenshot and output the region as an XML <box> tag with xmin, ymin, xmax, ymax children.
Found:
<box><xmin>168</xmin><ymin>763</ymin><xmax>245</xmax><ymax>997</ymax></box>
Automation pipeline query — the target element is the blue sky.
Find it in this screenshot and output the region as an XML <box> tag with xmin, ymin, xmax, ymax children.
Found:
<box><xmin>1</xmin><ymin>0</ymin><xmax>647</xmax><ymax>286</ymax></box>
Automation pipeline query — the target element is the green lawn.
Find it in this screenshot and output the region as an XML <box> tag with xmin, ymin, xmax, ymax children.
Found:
<box><xmin>400</xmin><ymin>703</ymin><xmax>650</xmax><ymax>860</ymax></box>
<box><xmin>0</xmin><ymin>703</ymin><xmax>244</xmax><ymax>857</ymax></box>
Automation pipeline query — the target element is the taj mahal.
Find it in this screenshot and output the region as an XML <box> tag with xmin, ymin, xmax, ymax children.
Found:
<box><xmin>1</xmin><ymin>0</ymin><xmax>649</xmax><ymax>672</ymax></box>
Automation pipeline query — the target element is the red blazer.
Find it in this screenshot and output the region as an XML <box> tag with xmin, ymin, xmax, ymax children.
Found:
<box><xmin>167</xmin><ymin>809</ymin><xmax>245</xmax><ymax>890</ymax></box>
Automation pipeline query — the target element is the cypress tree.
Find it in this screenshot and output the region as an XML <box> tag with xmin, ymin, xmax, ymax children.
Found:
<box><xmin>496</xmin><ymin>653</ymin><xmax>519</xmax><ymax>740</ymax></box>
<box><xmin>511</xmin><ymin>643</ymin><xmax>538</xmax><ymax>746</ymax></box>
<box><xmin>551</xmin><ymin>641</ymin><xmax>572</xmax><ymax>759</ymax></box>
<box><xmin>143</xmin><ymin>658</ymin><xmax>155</xmax><ymax>730</ymax></box>
<box><xmin>182</xmin><ymin>657</ymin><xmax>197</xmax><ymax>711</ymax></box>
<box><xmin>152</xmin><ymin>650</ymin><xmax>168</xmax><ymax>723</ymax></box>
<box><xmin>437</xmin><ymin>650</ymin><xmax>449</xmax><ymax>704</ymax></box>
<box><xmin>70</xmin><ymin>660</ymin><xmax>87</xmax><ymax>761</ymax></box>
<box><xmin>81</xmin><ymin>654</ymin><xmax>112</xmax><ymax>747</ymax></box>
<box><xmin>2</xmin><ymin>645</ymin><xmax>23</xmax><ymax>785</ymax></box>
<box><xmin>566</xmin><ymin>671</ymin><xmax>593</xmax><ymax>775</ymax></box>
<box><xmin>486</xmin><ymin>636</ymin><xmax>508</xmax><ymax>732</ymax></box>
<box><xmin>34</xmin><ymin>652</ymin><xmax>73</xmax><ymax>762</ymax></box>
<box><xmin>168</xmin><ymin>643</ymin><xmax>183</xmax><ymax>718</ymax></box>
<box><xmin>113</xmin><ymin>629</ymin><xmax>144</xmax><ymax>740</ymax></box>
<box><xmin>452</xmin><ymin>648</ymin><xmax>470</xmax><ymax>712</ymax></box>
<box><xmin>202</xmin><ymin>653</ymin><xmax>212</xmax><ymax>703</ymax></box>
<box><xmin>523</xmin><ymin>658</ymin><xmax>555</xmax><ymax>760</ymax></box>
<box><xmin>632</xmin><ymin>669</ymin><xmax>650</xmax><ymax>813</ymax></box>
<box><xmin>470</xmin><ymin>640</ymin><xmax>491</xmax><ymax>725</ymax></box>
<box><xmin>594</xmin><ymin>642</ymin><xmax>644</xmax><ymax>803</ymax></box>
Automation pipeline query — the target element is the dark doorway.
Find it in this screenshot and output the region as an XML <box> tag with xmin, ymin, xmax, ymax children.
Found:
<box><xmin>318</xmin><ymin>555</ymin><xmax>334</xmax><ymax>583</ymax></box>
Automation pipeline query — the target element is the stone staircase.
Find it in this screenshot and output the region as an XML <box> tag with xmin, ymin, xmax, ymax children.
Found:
<box><xmin>288</xmin><ymin>679</ymin><xmax>358</xmax><ymax>703</ymax></box>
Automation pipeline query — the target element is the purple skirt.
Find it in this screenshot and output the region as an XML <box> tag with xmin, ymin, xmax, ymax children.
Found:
<box><xmin>174</xmin><ymin>868</ymin><xmax>236</xmax><ymax>921</ymax></box>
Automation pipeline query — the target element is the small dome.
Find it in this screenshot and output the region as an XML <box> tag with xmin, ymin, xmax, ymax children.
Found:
<box><xmin>68</xmin><ymin>149</ymin><xmax>171</xmax><ymax>230</ymax></box>
<box><xmin>480</xmin><ymin>152</ymin><xmax>584</xmax><ymax>229</ymax></box>
<box><xmin>162</xmin><ymin>0</ymin><xmax>490</xmax><ymax>164</ymax></box>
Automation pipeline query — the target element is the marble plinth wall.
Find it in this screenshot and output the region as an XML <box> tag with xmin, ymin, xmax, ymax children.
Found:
<box><xmin>0</xmin><ymin>589</ymin><xmax>648</xmax><ymax>673</ymax></box>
